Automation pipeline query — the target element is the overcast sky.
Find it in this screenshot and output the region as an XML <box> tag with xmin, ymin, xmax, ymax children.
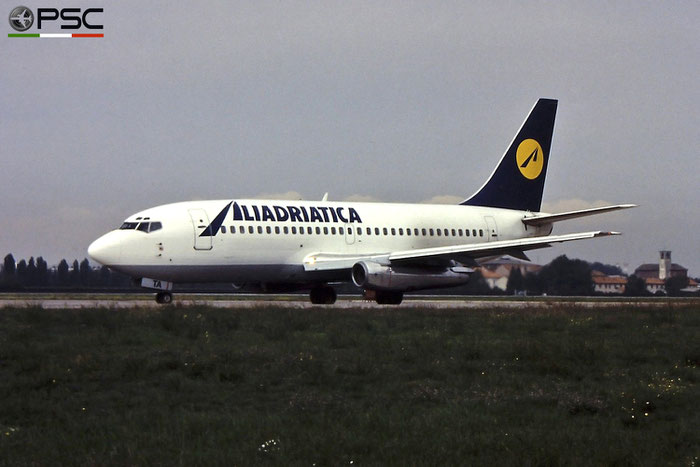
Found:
<box><xmin>2</xmin><ymin>1</ymin><xmax>698</xmax><ymax>275</ymax></box>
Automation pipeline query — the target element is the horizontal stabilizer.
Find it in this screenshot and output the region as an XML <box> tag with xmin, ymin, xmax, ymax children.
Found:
<box><xmin>522</xmin><ymin>204</ymin><xmax>636</xmax><ymax>226</ymax></box>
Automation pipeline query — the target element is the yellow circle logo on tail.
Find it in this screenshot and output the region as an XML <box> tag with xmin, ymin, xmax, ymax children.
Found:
<box><xmin>516</xmin><ymin>139</ymin><xmax>544</xmax><ymax>179</ymax></box>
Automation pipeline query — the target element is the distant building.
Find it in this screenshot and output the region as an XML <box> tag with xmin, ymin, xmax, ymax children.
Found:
<box><xmin>634</xmin><ymin>251</ymin><xmax>688</xmax><ymax>280</ymax></box>
<box><xmin>592</xmin><ymin>270</ymin><xmax>626</xmax><ymax>294</ymax></box>
<box><xmin>479</xmin><ymin>268</ymin><xmax>508</xmax><ymax>291</ymax></box>
<box><xmin>682</xmin><ymin>278</ymin><xmax>700</xmax><ymax>294</ymax></box>
<box><xmin>634</xmin><ymin>251</ymin><xmax>690</xmax><ymax>295</ymax></box>
<box><xmin>481</xmin><ymin>256</ymin><xmax>542</xmax><ymax>277</ymax></box>
<box><xmin>479</xmin><ymin>256</ymin><xmax>542</xmax><ymax>292</ymax></box>
<box><xmin>645</xmin><ymin>278</ymin><xmax>666</xmax><ymax>295</ymax></box>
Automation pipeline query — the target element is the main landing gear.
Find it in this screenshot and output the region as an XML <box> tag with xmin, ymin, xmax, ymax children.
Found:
<box><xmin>309</xmin><ymin>286</ymin><xmax>337</xmax><ymax>305</ymax></box>
<box><xmin>375</xmin><ymin>290</ymin><xmax>403</xmax><ymax>305</ymax></box>
<box><xmin>155</xmin><ymin>292</ymin><xmax>173</xmax><ymax>304</ymax></box>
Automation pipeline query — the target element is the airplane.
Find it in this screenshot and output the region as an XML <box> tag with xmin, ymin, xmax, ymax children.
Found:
<box><xmin>88</xmin><ymin>98</ymin><xmax>635</xmax><ymax>305</ymax></box>
<box><xmin>10</xmin><ymin>8</ymin><xmax>33</xmax><ymax>29</ymax></box>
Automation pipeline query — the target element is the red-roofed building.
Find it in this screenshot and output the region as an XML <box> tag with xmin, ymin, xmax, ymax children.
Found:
<box><xmin>633</xmin><ymin>251</ymin><xmax>693</xmax><ymax>295</ymax></box>
<box><xmin>592</xmin><ymin>271</ymin><xmax>627</xmax><ymax>294</ymax></box>
<box><xmin>645</xmin><ymin>278</ymin><xmax>666</xmax><ymax>295</ymax></box>
<box><xmin>634</xmin><ymin>251</ymin><xmax>687</xmax><ymax>280</ymax></box>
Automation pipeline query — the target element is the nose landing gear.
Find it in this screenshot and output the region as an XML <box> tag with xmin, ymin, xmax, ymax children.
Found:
<box><xmin>155</xmin><ymin>292</ymin><xmax>173</xmax><ymax>304</ymax></box>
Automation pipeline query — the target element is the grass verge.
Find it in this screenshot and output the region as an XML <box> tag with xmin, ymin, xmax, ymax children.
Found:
<box><xmin>1</xmin><ymin>304</ymin><xmax>698</xmax><ymax>465</ymax></box>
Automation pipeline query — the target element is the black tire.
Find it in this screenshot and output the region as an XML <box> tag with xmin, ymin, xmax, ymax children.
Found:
<box><xmin>376</xmin><ymin>290</ymin><xmax>403</xmax><ymax>305</ymax></box>
<box><xmin>309</xmin><ymin>286</ymin><xmax>337</xmax><ymax>305</ymax></box>
<box><xmin>156</xmin><ymin>292</ymin><xmax>173</xmax><ymax>304</ymax></box>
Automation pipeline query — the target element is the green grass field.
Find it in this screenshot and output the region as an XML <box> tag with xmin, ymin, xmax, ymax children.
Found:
<box><xmin>1</xmin><ymin>304</ymin><xmax>698</xmax><ymax>465</ymax></box>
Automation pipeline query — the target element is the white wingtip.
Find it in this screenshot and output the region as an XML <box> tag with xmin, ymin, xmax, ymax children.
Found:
<box><xmin>597</xmin><ymin>231</ymin><xmax>622</xmax><ymax>237</ymax></box>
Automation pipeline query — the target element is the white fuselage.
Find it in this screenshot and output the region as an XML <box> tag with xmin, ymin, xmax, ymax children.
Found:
<box><xmin>88</xmin><ymin>199</ymin><xmax>549</xmax><ymax>286</ymax></box>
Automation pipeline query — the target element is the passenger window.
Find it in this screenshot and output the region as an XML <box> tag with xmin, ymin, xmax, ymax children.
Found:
<box><xmin>283</xmin><ymin>226</ymin><xmax>289</xmax><ymax>234</ymax></box>
<box><xmin>331</xmin><ymin>227</ymin><xmax>336</xmax><ymax>235</ymax></box>
<box><xmin>429</xmin><ymin>229</ymin><xmax>434</xmax><ymax>236</ymax></box>
<box><xmin>375</xmin><ymin>228</ymin><xmax>380</xmax><ymax>235</ymax></box>
<box><xmin>399</xmin><ymin>228</ymin><xmax>403</xmax><ymax>236</ymax></box>
<box><xmin>240</xmin><ymin>226</ymin><xmax>245</xmax><ymax>234</ymax></box>
<box><xmin>383</xmin><ymin>228</ymin><xmax>388</xmax><ymax>235</ymax></box>
<box><xmin>323</xmin><ymin>227</ymin><xmax>329</xmax><ymax>234</ymax></box>
<box><xmin>292</xmin><ymin>226</ymin><xmax>297</xmax><ymax>234</ymax></box>
<box><xmin>444</xmin><ymin>229</ymin><xmax>449</xmax><ymax>236</ymax></box>
<box><xmin>357</xmin><ymin>227</ymin><xmax>362</xmax><ymax>235</ymax></box>
<box><xmin>414</xmin><ymin>228</ymin><xmax>419</xmax><ymax>236</ymax></box>
<box><xmin>472</xmin><ymin>229</ymin><xmax>477</xmax><ymax>237</ymax></box>
<box><xmin>150</xmin><ymin>222</ymin><xmax>162</xmax><ymax>232</ymax></box>
<box><xmin>266</xmin><ymin>226</ymin><xmax>271</xmax><ymax>234</ymax></box>
<box><xmin>466</xmin><ymin>229</ymin><xmax>470</xmax><ymax>237</ymax></box>
<box><xmin>390</xmin><ymin>228</ymin><xmax>395</xmax><ymax>235</ymax></box>
<box><xmin>437</xmin><ymin>229</ymin><xmax>441</xmax><ymax>236</ymax></box>
<box><xmin>366</xmin><ymin>227</ymin><xmax>371</xmax><ymax>235</ymax></box>
<box><xmin>221</xmin><ymin>226</ymin><xmax>227</xmax><ymax>234</ymax></box>
<box><xmin>316</xmin><ymin>227</ymin><xmax>321</xmax><ymax>234</ymax></box>
<box><xmin>229</xmin><ymin>225</ymin><xmax>235</xmax><ymax>234</ymax></box>
<box><xmin>307</xmin><ymin>227</ymin><xmax>312</xmax><ymax>234</ymax></box>
<box><xmin>479</xmin><ymin>229</ymin><xmax>484</xmax><ymax>237</ymax></box>
<box><xmin>248</xmin><ymin>226</ymin><xmax>254</xmax><ymax>234</ymax></box>
<box><xmin>275</xmin><ymin>226</ymin><xmax>280</xmax><ymax>234</ymax></box>
<box><xmin>137</xmin><ymin>222</ymin><xmax>150</xmax><ymax>232</ymax></box>
<box><xmin>458</xmin><ymin>229</ymin><xmax>463</xmax><ymax>236</ymax></box>
<box><xmin>451</xmin><ymin>229</ymin><xmax>456</xmax><ymax>236</ymax></box>
<box><xmin>339</xmin><ymin>227</ymin><xmax>344</xmax><ymax>235</ymax></box>
<box><xmin>257</xmin><ymin>226</ymin><xmax>263</xmax><ymax>234</ymax></box>
<box><xmin>406</xmin><ymin>228</ymin><xmax>411</xmax><ymax>236</ymax></box>
<box><xmin>422</xmin><ymin>228</ymin><xmax>427</xmax><ymax>236</ymax></box>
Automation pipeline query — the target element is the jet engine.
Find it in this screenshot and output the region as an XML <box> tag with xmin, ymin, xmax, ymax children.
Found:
<box><xmin>351</xmin><ymin>261</ymin><xmax>472</xmax><ymax>292</ymax></box>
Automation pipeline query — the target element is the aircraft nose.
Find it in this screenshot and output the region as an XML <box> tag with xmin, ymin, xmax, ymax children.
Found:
<box><xmin>88</xmin><ymin>232</ymin><xmax>122</xmax><ymax>266</ymax></box>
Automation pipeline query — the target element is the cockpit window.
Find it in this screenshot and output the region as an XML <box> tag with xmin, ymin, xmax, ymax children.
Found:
<box><xmin>120</xmin><ymin>221</ymin><xmax>163</xmax><ymax>232</ymax></box>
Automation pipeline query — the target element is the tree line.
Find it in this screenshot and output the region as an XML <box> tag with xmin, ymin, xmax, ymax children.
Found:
<box><xmin>1</xmin><ymin>252</ymin><xmax>694</xmax><ymax>296</ymax></box>
<box><xmin>502</xmin><ymin>255</ymin><xmax>693</xmax><ymax>297</ymax></box>
<box><xmin>1</xmin><ymin>254</ymin><xmax>131</xmax><ymax>290</ymax></box>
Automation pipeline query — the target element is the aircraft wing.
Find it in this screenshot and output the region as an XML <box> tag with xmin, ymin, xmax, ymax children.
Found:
<box><xmin>303</xmin><ymin>231</ymin><xmax>619</xmax><ymax>271</ymax></box>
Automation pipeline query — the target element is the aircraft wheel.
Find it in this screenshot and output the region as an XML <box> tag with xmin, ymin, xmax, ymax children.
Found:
<box><xmin>376</xmin><ymin>291</ymin><xmax>403</xmax><ymax>305</ymax></box>
<box><xmin>156</xmin><ymin>292</ymin><xmax>173</xmax><ymax>304</ymax></box>
<box><xmin>310</xmin><ymin>286</ymin><xmax>337</xmax><ymax>305</ymax></box>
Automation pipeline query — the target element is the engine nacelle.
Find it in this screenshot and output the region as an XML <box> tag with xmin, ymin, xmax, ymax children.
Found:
<box><xmin>351</xmin><ymin>261</ymin><xmax>472</xmax><ymax>292</ymax></box>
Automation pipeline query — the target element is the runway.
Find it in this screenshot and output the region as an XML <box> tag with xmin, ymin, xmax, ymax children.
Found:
<box><xmin>1</xmin><ymin>294</ymin><xmax>696</xmax><ymax>309</ymax></box>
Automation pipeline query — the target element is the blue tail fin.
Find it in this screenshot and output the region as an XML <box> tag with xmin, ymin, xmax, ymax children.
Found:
<box><xmin>461</xmin><ymin>98</ymin><xmax>557</xmax><ymax>212</ymax></box>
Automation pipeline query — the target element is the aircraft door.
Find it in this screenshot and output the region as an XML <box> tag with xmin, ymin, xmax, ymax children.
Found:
<box><xmin>188</xmin><ymin>208</ymin><xmax>213</xmax><ymax>250</ymax></box>
<box><xmin>484</xmin><ymin>216</ymin><xmax>498</xmax><ymax>242</ymax></box>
